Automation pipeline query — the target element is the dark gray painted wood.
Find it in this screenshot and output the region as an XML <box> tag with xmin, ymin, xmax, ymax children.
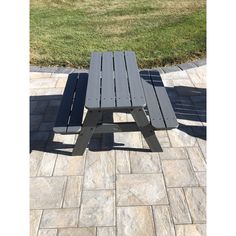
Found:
<box><xmin>85</xmin><ymin>52</ymin><xmax>102</xmax><ymax>109</ymax></box>
<box><xmin>54</xmin><ymin>73</ymin><xmax>78</xmax><ymax>132</ymax></box>
<box><xmin>101</xmin><ymin>52</ymin><xmax>116</xmax><ymax>108</ymax></box>
<box><xmin>125</xmin><ymin>51</ymin><xmax>146</xmax><ymax>107</ymax></box>
<box><xmin>114</xmin><ymin>51</ymin><xmax>131</xmax><ymax>108</ymax></box>
<box><xmin>67</xmin><ymin>73</ymin><xmax>88</xmax><ymax>132</ymax></box>
<box><xmin>140</xmin><ymin>70</ymin><xmax>166</xmax><ymax>129</ymax></box>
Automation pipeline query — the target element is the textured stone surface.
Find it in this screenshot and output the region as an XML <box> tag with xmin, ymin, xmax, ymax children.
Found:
<box><xmin>54</xmin><ymin>155</ymin><xmax>85</xmax><ymax>176</ymax></box>
<box><xmin>30</xmin><ymin>79</ymin><xmax>57</xmax><ymax>89</ymax></box>
<box><xmin>30</xmin><ymin>72</ymin><xmax>52</xmax><ymax>79</ymax></box>
<box><xmin>30</xmin><ymin>210</ymin><xmax>42</xmax><ymax>236</ymax></box>
<box><xmin>168</xmin><ymin>188</ymin><xmax>192</xmax><ymax>224</ymax></box>
<box><xmin>116</xmin><ymin>174</ymin><xmax>168</xmax><ymax>206</ymax></box>
<box><xmin>195</xmin><ymin>172</ymin><xmax>206</xmax><ymax>186</ymax></box>
<box><xmin>30</xmin><ymin>177</ymin><xmax>66</xmax><ymax>209</ymax></box>
<box><xmin>129</xmin><ymin>151</ymin><xmax>161</xmax><ymax>173</ymax></box>
<box><xmin>117</xmin><ymin>206</ymin><xmax>155</xmax><ymax>236</ymax></box>
<box><xmin>58</xmin><ymin>228</ymin><xmax>96</xmax><ymax>236</ymax></box>
<box><xmin>116</xmin><ymin>150</ymin><xmax>130</xmax><ymax>174</ymax></box>
<box><xmin>159</xmin><ymin>147</ymin><xmax>188</xmax><ymax>160</ymax></box>
<box><xmin>162</xmin><ymin>160</ymin><xmax>198</xmax><ymax>187</ymax></box>
<box><xmin>197</xmin><ymin>138</ymin><xmax>206</xmax><ymax>159</ymax></box>
<box><xmin>63</xmin><ymin>176</ymin><xmax>83</xmax><ymax>208</ymax></box>
<box><xmin>30</xmin><ymin>151</ymin><xmax>44</xmax><ymax>177</ymax></box>
<box><xmin>37</xmin><ymin>153</ymin><xmax>57</xmax><ymax>176</ymax></box>
<box><xmin>97</xmin><ymin>227</ymin><xmax>116</xmax><ymax>236</ymax></box>
<box><xmin>152</xmin><ymin>206</ymin><xmax>175</xmax><ymax>236</ymax></box>
<box><xmin>40</xmin><ymin>208</ymin><xmax>79</xmax><ymax>228</ymax></box>
<box><xmin>84</xmin><ymin>151</ymin><xmax>115</xmax><ymax>190</ymax></box>
<box><xmin>187</xmin><ymin>147</ymin><xmax>206</xmax><ymax>171</ymax></box>
<box><xmin>176</xmin><ymin>224</ymin><xmax>206</xmax><ymax>236</ymax></box>
<box><xmin>79</xmin><ymin>190</ymin><xmax>115</xmax><ymax>227</ymax></box>
<box><xmin>38</xmin><ymin>229</ymin><xmax>57</xmax><ymax>236</ymax></box>
<box><xmin>184</xmin><ymin>187</ymin><xmax>206</xmax><ymax>223</ymax></box>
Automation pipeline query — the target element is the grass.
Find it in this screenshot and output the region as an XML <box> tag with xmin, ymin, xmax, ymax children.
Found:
<box><xmin>30</xmin><ymin>0</ymin><xmax>206</xmax><ymax>68</ymax></box>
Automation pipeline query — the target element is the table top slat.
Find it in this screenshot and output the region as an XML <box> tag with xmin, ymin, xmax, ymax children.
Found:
<box><xmin>85</xmin><ymin>52</ymin><xmax>102</xmax><ymax>109</ymax></box>
<box><xmin>114</xmin><ymin>51</ymin><xmax>131</xmax><ymax>108</ymax></box>
<box><xmin>140</xmin><ymin>70</ymin><xmax>166</xmax><ymax>129</ymax></box>
<box><xmin>101</xmin><ymin>52</ymin><xmax>116</xmax><ymax>108</ymax></box>
<box><xmin>124</xmin><ymin>51</ymin><xmax>146</xmax><ymax>107</ymax></box>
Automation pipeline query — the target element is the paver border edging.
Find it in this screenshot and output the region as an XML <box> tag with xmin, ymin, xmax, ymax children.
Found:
<box><xmin>30</xmin><ymin>58</ymin><xmax>206</xmax><ymax>74</ymax></box>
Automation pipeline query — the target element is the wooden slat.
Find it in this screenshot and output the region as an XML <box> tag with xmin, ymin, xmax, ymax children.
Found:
<box><xmin>101</xmin><ymin>52</ymin><xmax>116</xmax><ymax>108</ymax></box>
<box><xmin>150</xmin><ymin>71</ymin><xmax>178</xmax><ymax>128</ymax></box>
<box><xmin>114</xmin><ymin>51</ymin><xmax>131</xmax><ymax>108</ymax></box>
<box><xmin>67</xmin><ymin>73</ymin><xmax>88</xmax><ymax>133</ymax></box>
<box><xmin>85</xmin><ymin>52</ymin><xmax>102</xmax><ymax>109</ymax></box>
<box><xmin>140</xmin><ymin>70</ymin><xmax>166</xmax><ymax>129</ymax></box>
<box><xmin>53</xmin><ymin>73</ymin><xmax>78</xmax><ymax>133</ymax></box>
<box><xmin>124</xmin><ymin>51</ymin><xmax>146</xmax><ymax>107</ymax></box>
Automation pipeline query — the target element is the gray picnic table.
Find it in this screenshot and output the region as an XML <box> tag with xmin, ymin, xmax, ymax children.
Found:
<box><xmin>54</xmin><ymin>51</ymin><xmax>178</xmax><ymax>155</ymax></box>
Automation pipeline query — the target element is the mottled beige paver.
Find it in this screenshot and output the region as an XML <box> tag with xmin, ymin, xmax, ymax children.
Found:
<box><xmin>30</xmin><ymin>210</ymin><xmax>42</xmax><ymax>236</ymax></box>
<box><xmin>97</xmin><ymin>227</ymin><xmax>116</xmax><ymax>236</ymax></box>
<box><xmin>184</xmin><ymin>187</ymin><xmax>206</xmax><ymax>223</ymax></box>
<box><xmin>63</xmin><ymin>176</ymin><xmax>83</xmax><ymax>208</ymax></box>
<box><xmin>159</xmin><ymin>147</ymin><xmax>188</xmax><ymax>160</ymax></box>
<box><xmin>38</xmin><ymin>229</ymin><xmax>57</xmax><ymax>236</ymax></box>
<box><xmin>116</xmin><ymin>150</ymin><xmax>130</xmax><ymax>174</ymax></box>
<box><xmin>84</xmin><ymin>151</ymin><xmax>115</xmax><ymax>190</ymax></box>
<box><xmin>79</xmin><ymin>190</ymin><xmax>115</xmax><ymax>227</ymax></box>
<box><xmin>175</xmin><ymin>224</ymin><xmax>206</xmax><ymax>236</ymax></box>
<box><xmin>152</xmin><ymin>206</ymin><xmax>175</xmax><ymax>236</ymax></box>
<box><xmin>54</xmin><ymin>155</ymin><xmax>85</xmax><ymax>176</ymax></box>
<box><xmin>58</xmin><ymin>228</ymin><xmax>96</xmax><ymax>236</ymax></box>
<box><xmin>162</xmin><ymin>160</ymin><xmax>198</xmax><ymax>187</ymax></box>
<box><xmin>187</xmin><ymin>147</ymin><xmax>206</xmax><ymax>171</ymax></box>
<box><xmin>168</xmin><ymin>188</ymin><xmax>192</xmax><ymax>224</ymax></box>
<box><xmin>129</xmin><ymin>151</ymin><xmax>161</xmax><ymax>173</ymax></box>
<box><xmin>37</xmin><ymin>153</ymin><xmax>57</xmax><ymax>176</ymax></box>
<box><xmin>116</xmin><ymin>174</ymin><xmax>168</xmax><ymax>206</ymax></box>
<box><xmin>195</xmin><ymin>172</ymin><xmax>206</xmax><ymax>186</ymax></box>
<box><xmin>30</xmin><ymin>177</ymin><xmax>66</xmax><ymax>209</ymax></box>
<box><xmin>117</xmin><ymin>206</ymin><xmax>155</xmax><ymax>236</ymax></box>
<box><xmin>40</xmin><ymin>208</ymin><xmax>79</xmax><ymax>228</ymax></box>
<box><xmin>30</xmin><ymin>151</ymin><xmax>44</xmax><ymax>177</ymax></box>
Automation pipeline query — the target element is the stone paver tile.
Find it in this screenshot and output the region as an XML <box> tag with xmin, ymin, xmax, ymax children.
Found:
<box><xmin>195</xmin><ymin>172</ymin><xmax>206</xmax><ymax>186</ymax></box>
<box><xmin>162</xmin><ymin>160</ymin><xmax>198</xmax><ymax>187</ymax></box>
<box><xmin>117</xmin><ymin>206</ymin><xmax>155</xmax><ymax>236</ymax></box>
<box><xmin>56</xmin><ymin>77</ymin><xmax>68</xmax><ymax>88</ymax></box>
<box><xmin>40</xmin><ymin>208</ymin><xmax>79</xmax><ymax>228</ymax></box>
<box><xmin>113</xmin><ymin>112</ymin><xmax>127</xmax><ymax>122</ymax></box>
<box><xmin>58</xmin><ymin>228</ymin><xmax>96</xmax><ymax>236</ymax></box>
<box><xmin>30</xmin><ymin>177</ymin><xmax>66</xmax><ymax>209</ymax></box>
<box><xmin>197</xmin><ymin>138</ymin><xmax>206</xmax><ymax>159</ymax></box>
<box><xmin>97</xmin><ymin>227</ymin><xmax>116</xmax><ymax>236</ymax></box>
<box><xmin>168</xmin><ymin>188</ymin><xmax>192</xmax><ymax>224</ymax></box>
<box><xmin>30</xmin><ymin>88</ymin><xmax>64</xmax><ymax>96</ymax></box>
<box><xmin>30</xmin><ymin>210</ymin><xmax>42</xmax><ymax>236</ymax></box>
<box><xmin>129</xmin><ymin>151</ymin><xmax>161</xmax><ymax>173</ymax></box>
<box><xmin>30</xmin><ymin>79</ymin><xmax>57</xmax><ymax>89</ymax></box>
<box><xmin>30</xmin><ymin>72</ymin><xmax>52</xmax><ymax>79</ymax></box>
<box><xmin>172</xmin><ymin>78</ymin><xmax>194</xmax><ymax>88</ymax></box>
<box><xmin>30</xmin><ymin>151</ymin><xmax>44</xmax><ymax>177</ymax></box>
<box><xmin>184</xmin><ymin>187</ymin><xmax>206</xmax><ymax>223</ymax></box>
<box><xmin>79</xmin><ymin>190</ymin><xmax>115</xmax><ymax>227</ymax></box>
<box><xmin>159</xmin><ymin>147</ymin><xmax>188</xmax><ymax>160</ymax></box>
<box><xmin>168</xmin><ymin>128</ymin><xmax>197</xmax><ymax>147</ymax></box>
<box><xmin>63</xmin><ymin>176</ymin><xmax>83</xmax><ymax>208</ymax></box>
<box><xmin>152</xmin><ymin>206</ymin><xmax>175</xmax><ymax>236</ymax></box>
<box><xmin>161</xmin><ymin>70</ymin><xmax>189</xmax><ymax>80</ymax></box>
<box><xmin>53</xmin><ymin>133</ymin><xmax>76</xmax><ymax>144</ymax></box>
<box><xmin>51</xmin><ymin>73</ymin><xmax>69</xmax><ymax>79</ymax></box>
<box><xmin>116</xmin><ymin>174</ymin><xmax>168</xmax><ymax>206</ymax></box>
<box><xmin>37</xmin><ymin>153</ymin><xmax>57</xmax><ymax>176</ymax></box>
<box><xmin>54</xmin><ymin>155</ymin><xmax>85</xmax><ymax>176</ymax></box>
<box><xmin>114</xmin><ymin>132</ymin><xmax>143</xmax><ymax>149</ymax></box>
<box><xmin>38</xmin><ymin>229</ymin><xmax>57</xmax><ymax>236</ymax></box>
<box><xmin>116</xmin><ymin>150</ymin><xmax>130</xmax><ymax>174</ymax></box>
<box><xmin>84</xmin><ymin>151</ymin><xmax>115</xmax><ymax>190</ymax></box>
<box><xmin>162</xmin><ymin>79</ymin><xmax>174</xmax><ymax>87</ymax></box>
<box><xmin>187</xmin><ymin>147</ymin><xmax>206</xmax><ymax>171</ymax></box>
<box><xmin>175</xmin><ymin>224</ymin><xmax>206</xmax><ymax>236</ymax></box>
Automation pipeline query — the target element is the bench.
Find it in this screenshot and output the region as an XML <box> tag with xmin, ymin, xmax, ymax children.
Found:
<box><xmin>54</xmin><ymin>51</ymin><xmax>178</xmax><ymax>155</ymax></box>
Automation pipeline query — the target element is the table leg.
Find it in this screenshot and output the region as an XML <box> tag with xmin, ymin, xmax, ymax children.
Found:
<box><xmin>131</xmin><ymin>108</ymin><xmax>162</xmax><ymax>152</ymax></box>
<box><xmin>72</xmin><ymin>110</ymin><xmax>102</xmax><ymax>155</ymax></box>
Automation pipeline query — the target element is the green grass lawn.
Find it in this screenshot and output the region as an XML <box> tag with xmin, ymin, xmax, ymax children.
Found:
<box><xmin>30</xmin><ymin>0</ymin><xmax>206</xmax><ymax>68</ymax></box>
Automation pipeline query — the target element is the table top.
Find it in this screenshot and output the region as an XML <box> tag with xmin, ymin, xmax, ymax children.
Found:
<box><xmin>85</xmin><ymin>51</ymin><xmax>146</xmax><ymax>110</ymax></box>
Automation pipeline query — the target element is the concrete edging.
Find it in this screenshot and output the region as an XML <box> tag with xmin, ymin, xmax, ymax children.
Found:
<box><xmin>30</xmin><ymin>58</ymin><xmax>206</xmax><ymax>74</ymax></box>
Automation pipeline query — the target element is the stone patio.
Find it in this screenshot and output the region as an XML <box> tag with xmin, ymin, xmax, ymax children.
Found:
<box><xmin>30</xmin><ymin>65</ymin><xmax>206</xmax><ymax>236</ymax></box>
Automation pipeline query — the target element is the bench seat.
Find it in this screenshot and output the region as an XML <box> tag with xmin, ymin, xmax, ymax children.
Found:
<box><xmin>53</xmin><ymin>73</ymin><xmax>88</xmax><ymax>134</ymax></box>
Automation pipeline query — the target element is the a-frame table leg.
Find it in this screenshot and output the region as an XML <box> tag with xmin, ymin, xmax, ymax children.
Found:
<box><xmin>131</xmin><ymin>108</ymin><xmax>162</xmax><ymax>152</ymax></box>
<box><xmin>72</xmin><ymin>110</ymin><xmax>102</xmax><ymax>155</ymax></box>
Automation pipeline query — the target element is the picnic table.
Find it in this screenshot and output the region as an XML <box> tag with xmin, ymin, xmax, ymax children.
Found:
<box><xmin>54</xmin><ymin>51</ymin><xmax>178</xmax><ymax>155</ymax></box>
